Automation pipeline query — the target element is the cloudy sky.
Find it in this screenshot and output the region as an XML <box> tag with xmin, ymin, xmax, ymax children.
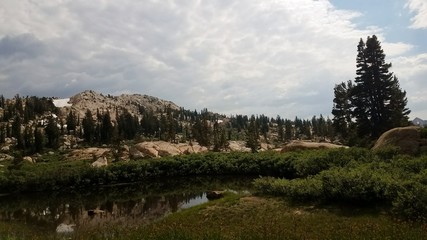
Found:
<box><xmin>0</xmin><ymin>0</ymin><xmax>426</xmax><ymax>119</ymax></box>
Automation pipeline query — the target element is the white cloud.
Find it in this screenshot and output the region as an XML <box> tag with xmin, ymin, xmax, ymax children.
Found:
<box><xmin>406</xmin><ymin>0</ymin><xmax>427</xmax><ymax>29</ymax></box>
<box><xmin>391</xmin><ymin>53</ymin><xmax>427</xmax><ymax>118</ymax></box>
<box><xmin>0</xmin><ymin>0</ymin><xmax>423</xmax><ymax>119</ymax></box>
<box><xmin>382</xmin><ymin>42</ymin><xmax>414</xmax><ymax>57</ymax></box>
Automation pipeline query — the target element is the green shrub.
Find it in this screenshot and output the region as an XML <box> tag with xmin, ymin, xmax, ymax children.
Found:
<box><xmin>253</xmin><ymin>176</ymin><xmax>322</xmax><ymax>201</ymax></box>
<box><xmin>373</xmin><ymin>146</ymin><xmax>401</xmax><ymax>161</ymax></box>
<box><xmin>319</xmin><ymin>166</ymin><xmax>399</xmax><ymax>203</ymax></box>
<box><xmin>420</xmin><ymin>127</ymin><xmax>427</xmax><ymax>139</ymax></box>
<box><xmin>392</xmin><ymin>181</ymin><xmax>427</xmax><ymax>221</ymax></box>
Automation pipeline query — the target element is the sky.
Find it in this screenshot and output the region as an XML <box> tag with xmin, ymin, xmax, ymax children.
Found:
<box><xmin>0</xmin><ymin>0</ymin><xmax>426</xmax><ymax>120</ymax></box>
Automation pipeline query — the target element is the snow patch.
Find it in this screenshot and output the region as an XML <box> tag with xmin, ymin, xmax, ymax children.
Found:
<box><xmin>53</xmin><ymin>98</ymin><xmax>72</xmax><ymax>108</ymax></box>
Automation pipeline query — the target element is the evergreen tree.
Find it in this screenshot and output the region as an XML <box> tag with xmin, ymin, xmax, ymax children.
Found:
<box><xmin>0</xmin><ymin>95</ymin><xmax>4</xmax><ymax>109</ymax></box>
<box><xmin>258</xmin><ymin>114</ymin><xmax>269</xmax><ymax>141</ymax></box>
<box><xmin>100</xmin><ymin>111</ymin><xmax>113</xmax><ymax>144</ymax></box>
<box><xmin>141</xmin><ymin>110</ymin><xmax>159</xmax><ymax>137</ymax></box>
<box><xmin>284</xmin><ymin>119</ymin><xmax>293</xmax><ymax>141</ymax></box>
<box><xmin>12</xmin><ymin>114</ymin><xmax>23</xmax><ymax>149</ymax></box>
<box><xmin>34</xmin><ymin>127</ymin><xmax>43</xmax><ymax>153</ymax></box>
<box><xmin>45</xmin><ymin>116</ymin><xmax>59</xmax><ymax>149</ymax></box>
<box><xmin>332</xmin><ymin>35</ymin><xmax>410</xmax><ymax>142</ymax></box>
<box><xmin>23</xmin><ymin>125</ymin><xmax>33</xmax><ymax>152</ymax></box>
<box><xmin>0</xmin><ymin>123</ymin><xmax>5</xmax><ymax>144</ymax></box>
<box><xmin>332</xmin><ymin>80</ymin><xmax>354</xmax><ymax>139</ymax></box>
<box><xmin>351</xmin><ymin>35</ymin><xmax>410</xmax><ymax>138</ymax></box>
<box><xmin>191</xmin><ymin>113</ymin><xmax>211</xmax><ymax>147</ymax></box>
<box><xmin>276</xmin><ymin>116</ymin><xmax>284</xmax><ymax>142</ymax></box>
<box><xmin>66</xmin><ymin>111</ymin><xmax>77</xmax><ymax>134</ymax></box>
<box><xmin>14</xmin><ymin>95</ymin><xmax>24</xmax><ymax>116</ymax></box>
<box><xmin>82</xmin><ymin>110</ymin><xmax>95</xmax><ymax>144</ymax></box>
<box><xmin>213</xmin><ymin>121</ymin><xmax>228</xmax><ymax>151</ymax></box>
<box><xmin>388</xmin><ymin>76</ymin><xmax>411</xmax><ymax>127</ymax></box>
<box><xmin>117</xmin><ymin>110</ymin><xmax>138</xmax><ymax>140</ymax></box>
<box><xmin>246</xmin><ymin>115</ymin><xmax>260</xmax><ymax>153</ymax></box>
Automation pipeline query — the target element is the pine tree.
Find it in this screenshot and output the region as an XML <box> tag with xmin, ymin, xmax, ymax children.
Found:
<box><xmin>246</xmin><ymin>115</ymin><xmax>260</xmax><ymax>153</ymax></box>
<box><xmin>351</xmin><ymin>35</ymin><xmax>410</xmax><ymax>138</ymax></box>
<box><xmin>332</xmin><ymin>35</ymin><xmax>410</xmax><ymax>142</ymax></box>
<box><xmin>388</xmin><ymin>76</ymin><xmax>411</xmax><ymax>127</ymax></box>
<box><xmin>0</xmin><ymin>123</ymin><xmax>5</xmax><ymax>144</ymax></box>
<box><xmin>34</xmin><ymin>127</ymin><xmax>43</xmax><ymax>153</ymax></box>
<box><xmin>276</xmin><ymin>116</ymin><xmax>284</xmax><ymax>142</ymax></box>
<box><xmin>284</xmin><ymin>119</ymin><xmax>293</xmax><ymax>140</ymax></box>
<box><xmin>213</xmin><ymin>121</ymin><xmax>229</xmax><ymax>151</ymax></box>
<box><xmin>191</xmin><ymin>113</ymin><xmax>211</xmax><ymax>147</ymax></box>
<box><xmin>332</xmin><ymin>80</ymin><xmax>354</xmax><ymax>139</ymax></box>
<box><xmin>100</xmin><ymin>111</ymin><xmax>113</xmax><ymax>144</ymax></box>
<box><xmin>66</xmin><ymin>111</ymin><xmax>77</xmax><ymax>134</ymax></box>
<box><xmin>117</xmin><ymin>110</ymin><xmax>138</xmax><ymax>140</ymax></box>
<box><xmin>82</xmin><ymin>110</ymin><xmax>95</xmax><ymax>144</ymax></box>
<box><xmin>45</xmin><ymin>116</ymin><xmax>59</xmax><ymax>149</ymax></box>
<box><xmin>23</xmin><ymin>125</ymin><xmax>33</xmax><ymax>152</ymax></box>
<box><xmin>12</xmin><ymin>114</ymin><xmax>23</xmax><ymax>149</ymax></box>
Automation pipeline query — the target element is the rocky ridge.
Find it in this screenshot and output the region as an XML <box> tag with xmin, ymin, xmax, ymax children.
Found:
<box><xmin>58</xmin><ymin>90</ymin><xmax>180</xmax><ymax>120</ymax></box>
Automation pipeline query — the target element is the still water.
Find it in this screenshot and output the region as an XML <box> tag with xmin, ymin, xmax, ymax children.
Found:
<box><xmin>0</xmin><ymin>176</ymin><xmax>253</xmax><ymax>236</ymax></box>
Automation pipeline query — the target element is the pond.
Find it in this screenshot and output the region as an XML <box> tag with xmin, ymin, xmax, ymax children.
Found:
<box><xmin>0</xmin><ymin>176</ymin><xmax>253</xmax><ymax>238</ymax></box>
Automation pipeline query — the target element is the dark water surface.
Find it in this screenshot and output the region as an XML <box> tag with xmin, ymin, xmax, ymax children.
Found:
<box><xmin>0</xmin><ymin>176</ymin><xmax>253</xmax><ymax>236</ymax></box>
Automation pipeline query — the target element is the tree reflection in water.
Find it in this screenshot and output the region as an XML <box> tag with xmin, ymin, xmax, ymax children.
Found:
<box><xmin>0</xmin><ymin>176</ymin><xmax>253</xmax><ymax>235</ymax></box>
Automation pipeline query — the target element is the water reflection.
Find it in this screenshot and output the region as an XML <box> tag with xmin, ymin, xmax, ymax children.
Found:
<box><xmin>0</xmin><ymin>176</ymin><xmax>253</xmax><ymax>236</ymax></box>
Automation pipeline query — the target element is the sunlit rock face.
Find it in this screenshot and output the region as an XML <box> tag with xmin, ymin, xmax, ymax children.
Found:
<box><xmin>66</xmin><ymin>90</ymin><xmax>179</xmax><ymax>121</ymax></box>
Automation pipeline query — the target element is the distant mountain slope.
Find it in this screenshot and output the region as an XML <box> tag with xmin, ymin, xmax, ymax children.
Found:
<box><xmin>412</xmin><ymin>117</ymin><xmax>427</xmax><ymax>127</ymax></box>
<box><xmin>57</xmin><ymin>90</ymin><xmax>180</xmax><ymax>120</ymax></box>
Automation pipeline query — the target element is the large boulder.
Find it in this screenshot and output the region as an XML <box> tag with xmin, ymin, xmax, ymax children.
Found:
<box><xmin>133</xmin><ymin>141</ymin><xmax>209</xmax><ymax>159</ymax></box>
<box><xmin>228</xmin><ymin>141</ymin><xmax>251</xmax><ymax>152</ymax></box>
<box><xmin>0</xmin><ymin>153</ymin><xmax>13</xmax><ymax>162</ymax></box>
<box><xmin>134</xmin><ymin>142</ymin><xmax>159</xmax><ymax>158</ymax></box>
<box><xmin>1</xmin><ymin>145</ymin><xmax>10</xmax><ymax>152</ymax></box>
<box><xmin>91</xmin><ymin>156</ymin><xmax>108</xmax><ymax>168</ymax></box>
<box><xmin>189</xmin><ymin>143</ymin><xmax>208</xmax><ymax>154</ymax></box>
<box><xmin>281</xmin><ymin>141</ymin><xmax>346</xmax><ymax>152</ymax></box>
<box><xmin>206</xmin><ymin>191</ymin><xmax>225</xmax><ymax>200</ymax></box>
<box><xmin>156</xmin><ymin>141</ymin><xmax>181</xmax><ymax>157</ymax></box>
<box><xmin>129</xmin><ymin>147</ymin><xmax>145</xmax><ymax>159</ymax></box>
<box><xmin>23</xmin><ymin>156</ymin><xmax>34</xmax><ymax>164</ymax></box>
<box><xmin>67</xmin><ymin>148</ymin><xmax>110</xmax><ymax>160</ymax></box>
<box><xmin>56</xmin><ymin>223</ymin><xmax>76</xmax><ymax>234</ymax></box>
<box><xmin>177</xmin><ymin>143</ymin><xmax>194</xmax><ymax>154</ymax></box>
<box><xmin>372</xmin><ymin>126</ymin><xmax>425</xmax><ymax>155</ymax></box>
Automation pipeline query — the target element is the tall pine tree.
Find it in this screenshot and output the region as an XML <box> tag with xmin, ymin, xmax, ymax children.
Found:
<box><xmin>332</xmin><ymin>35</ymin><xmax>410</xmax><ymax>142</ymax></box>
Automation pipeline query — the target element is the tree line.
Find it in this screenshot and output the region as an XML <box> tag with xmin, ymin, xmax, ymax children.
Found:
<box><xmin>0</xmin><ymin>95</ymin><xmax>335</xmax><ymax>155</ymax></box>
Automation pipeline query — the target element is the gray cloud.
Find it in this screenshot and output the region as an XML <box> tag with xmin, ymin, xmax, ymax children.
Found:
<box><xmin>0</xmin><ymin>34</ymin><xmax>45</xmax><ymax>60</ymax></box>
<box><xmin>0</xmin><ymin>0</ymin><xmax>425</xmax><ymax>119</ymax></box>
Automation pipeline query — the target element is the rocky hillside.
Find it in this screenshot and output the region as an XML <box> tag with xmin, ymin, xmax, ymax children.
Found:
<box><xmin>57</xmin><ymin>90</ymin><xmax>180</xmax><ymax>120</ymax></box>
